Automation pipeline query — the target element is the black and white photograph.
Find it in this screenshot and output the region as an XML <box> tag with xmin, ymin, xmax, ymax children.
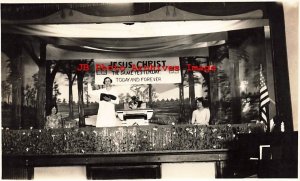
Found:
<box><xmin>1</xmin><ymin>1</ymin><xmax>298</xmax><ymax>179</ymax></box>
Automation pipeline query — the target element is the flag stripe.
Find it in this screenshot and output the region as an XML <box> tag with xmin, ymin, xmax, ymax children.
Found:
<box><xmin>260</xmin><ymin>98</ymin><xmax>270</xmax><ymax>107</ymax></box>
<box><xmin>261</xmin><ymin>91</ymin><xmax>268</xmax><ymax>99</ymax></box>
<box><xmin>261</xmin><ymin>112</ymin><xmax>267</xmax><ymax>122</ymax></box>
<box><xmin>260</xmin><ymin>96</ymin><xmax>269</xmax><ymax>104</ymax></box>
<box><xmin>260</xmin><ymin>86</ymin><xmax>267</xmax><ymax>93</ymax></box>
<box><xmin>259</xmin><ymin>65</ymin><xmax>270</xmax><ymax>128</ymax></box>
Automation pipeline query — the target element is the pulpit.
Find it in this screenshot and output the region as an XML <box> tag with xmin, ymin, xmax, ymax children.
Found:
<box><xmin>116</xmin><ymin>109</ymin><xmax>154</xmax><ymax>126</ymax></box>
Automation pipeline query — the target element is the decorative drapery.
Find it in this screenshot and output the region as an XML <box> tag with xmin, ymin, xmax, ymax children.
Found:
<box><xmin>4</xmin><ymin>20</ymin><xmax>268</xmax><ymax>38</ymax></box>
<box><xmin>2</xmin><ymin>19</ymin><xmax>268</xmax><ymax>59</ymax></box>
<box><xmin>2</xmin><ymin>4</ymin><xmax>264</xmax><ymax>24</ymax></box>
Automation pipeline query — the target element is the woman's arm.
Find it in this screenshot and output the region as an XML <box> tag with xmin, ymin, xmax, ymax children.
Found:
<box><xmin>45</xmin><ymin>116</ymin><xmax>50</xmax><ymax>129</ymax></box>
<box><xmin>110</xmin><ymin>95</ymin><xmax>119</xmax><ymax>104</ymax></box>
<box><xmin>205</xmin><ymin>109</ymin><xmax>210</xmax><ymax>125</ymax></box>
<box><xmin>109</xmin><ymin>90</ymin><xmax>119</xmax><ymax>104</ymax></box>
<box><xmin>191</xmin><ymin>110</ymin><xmax>196</xmax><ymax>124</ymax></box>
<box><xmin>46</xmin><ymin>116</ymin><xmax>56</xmax><ymax>128</ymax></box>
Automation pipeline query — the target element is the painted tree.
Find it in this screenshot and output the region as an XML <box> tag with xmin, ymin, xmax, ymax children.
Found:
<box><xmin>2</xmin><ymin>35</ymin><xmax>23</xmax><ymax>129</ymax></box>
<box><xmin>53</xmin><ymin>81</ymin><xmax>61</xmax><ymax>97</ymax></box>
<box><xmin>118</xmin><ymin>93</ymin><xmax>125</xmax><ymax>103</ymax></box>
<box><xmin>84</xmin><ymin>86</ymin><xmax>91</xmax><ymax>107</ymax></box>
<box><xmin>125</xmin><ymin>93</ymin><xmax>131</xmax><ymax>103</ymax></box>
<box><xmin>83</xmin><ymin>76</ymin><xmax>90</xmax><ymax>107</ymax></box>
<box><xmin>77</xmin><ymin>60</ymin><xmax>93</xmax><ymax>127</ymax></box>
<box><xmin>142</xmin><ymin>85</ymin><xmax>158</xmax><ymax>103</ymax></box>
<box><xmin>61</xmin><ymin>61</ymin><xmax>77</xmax><ymax>119</ymax></box>
<box><xmin>24</xmin><ymin>85</ymin><xmax>32</xmax><ymax>106</ymax></box>
<box><xmin>77</xmin><ymin>68</ymin><xmax>85</xmax><ymax>126</ymax></box>
<box><xmin>1</xmin><ymin>80</ymin><xmax>11</xmax><ymax>103</ymax></box>
<box><xmin>23</xmin><ymin>39</ymin><xmax>47</xmax><ymax>128</ymax></box>
<box><xmin>45</xmin><ymin>60</ymin><xmax>62</xmax><ymax>115</ymax></box>
<box><xmin>130</xmin><ymin>84</ymin><xmax>149</xmax><ymax>101</ymax></box>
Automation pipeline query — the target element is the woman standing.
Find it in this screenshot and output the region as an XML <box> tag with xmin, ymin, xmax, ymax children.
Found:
<box><xmin>93</xmin><ymin>77</ymin><xmax>119</xmax><ymax>127</ymax></box>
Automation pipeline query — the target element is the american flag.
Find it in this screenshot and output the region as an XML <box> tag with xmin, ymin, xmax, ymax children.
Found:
<box><xmin>259</xmin><ymin>65</ymin><xmax>270</xmax><ymax>127</ymax></box>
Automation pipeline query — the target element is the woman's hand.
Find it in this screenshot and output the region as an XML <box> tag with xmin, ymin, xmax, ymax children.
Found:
<box><xmin>103</xmin><ymin>96</ymin><xmax>111</xmax><ymax>101</ymax></box>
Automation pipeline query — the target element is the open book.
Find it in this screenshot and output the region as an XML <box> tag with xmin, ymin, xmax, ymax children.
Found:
<box><xmin>100</xmin><ymin>93</ymin><xmax>117</xmax><ymax>101</ymax></box>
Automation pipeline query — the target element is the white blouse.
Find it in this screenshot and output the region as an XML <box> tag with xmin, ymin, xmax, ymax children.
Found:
<box><xmin>192</xmin><ymin>108</ymin><xmax>210</xmax><ymax>125</ymax></box>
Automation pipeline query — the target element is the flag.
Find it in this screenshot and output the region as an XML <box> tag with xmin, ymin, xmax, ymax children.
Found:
<box><xmin>259</xmin><ymin>65</ymin><xmax>270</xmax><ymax>130</ymax></box>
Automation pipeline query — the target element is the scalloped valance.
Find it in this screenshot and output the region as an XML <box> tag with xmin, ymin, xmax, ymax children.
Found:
<box><xmin>2</xmin><ymin>3</ymin><xmax>265</xmax><ymax>24</ymax></box>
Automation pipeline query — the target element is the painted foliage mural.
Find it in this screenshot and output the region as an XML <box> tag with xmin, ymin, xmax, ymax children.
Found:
<box><xmin>1</xmin><ymin>29</ymin><xmax>268</xmax><ymax>129</ymax></box>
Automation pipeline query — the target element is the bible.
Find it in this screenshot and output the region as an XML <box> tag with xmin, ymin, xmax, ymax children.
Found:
<box><xmin>100</xmin><ymin>93</ymin><xmax>117</xmax><ymax>101</ymax></box>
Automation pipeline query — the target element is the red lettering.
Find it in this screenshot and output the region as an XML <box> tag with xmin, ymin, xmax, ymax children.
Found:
<box><xmin>131</xmin><ymin>64</ymin><xmax>142</xmax><ymax>71</ymax></box>
<box><xmin>162</xmin><ymin>66</ymin><xmax>168</xmax><ymax>71</ymax></box>
<box><xmin>210</xmin><ymin>65</ymin><xmax>217</xmax><ymax>71</ymax></box>
<box><xmin>77</xmin><ymin>64</ymin><xmax>90</xmax><ymax>72</ymax></box>
<box><xmin>101</xmin><ymin>64</ymin><xmax>107</xmax><ymax>70</ymax></box>
<box><xmin>119</xmin><ymin>66</ymin><xmax>125</xmax><ymax>71</ymax></box>
<box><xmin>187</xmin><ymin>64</ymin><xmax>192</xmax><ymax>71</ymax></box>
<box><xmin>107</xmin><ymin>66</ymin><xmax>113</xmax><ymax>71</ymax></box>
<box><xmin>95</xmin><ymin>64</ymin><xmax>101</xmax><ymax>71</ymax></box>
<box><xmin>168</xmin><ymin>66</ymin><xmax>174</xmax><ymax>71</ymax></box>
<box><xmin>192</xmin><ymin>66</ymin><xmax>198</xmax><ymax>71</ymax></box>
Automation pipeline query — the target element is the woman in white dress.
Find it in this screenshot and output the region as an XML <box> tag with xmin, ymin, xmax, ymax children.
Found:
<box><xmin>192</xmin><ymin>97</ymin><xmax>210</xmax><ymax>125</ymax></box>
<box><xmin>93</xmin><ymin>77</ymin><xmax>119</xmax><ymax>127</ymax></box>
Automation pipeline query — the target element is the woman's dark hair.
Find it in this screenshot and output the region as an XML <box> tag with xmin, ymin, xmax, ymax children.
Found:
<box><xmin>195</xmin><ymin>97</ymin><xmax>209</xmax><ymax>108</ymax></box>
<box><xmin>103</xmin><ymin>77</ymin><xmax>112</xmax><ymax>84</ymax></box>
<box><xmin>50</xmin><ymin>106</ymin><xmax>58</xmax><ymax>114</ymax></box>
<box><xmin>196</xmin><ymin>97</ymin><xmax>204</xmax><ymax>104</ymax></box>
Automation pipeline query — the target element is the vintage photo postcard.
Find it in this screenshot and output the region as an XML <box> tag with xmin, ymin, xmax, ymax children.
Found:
<box><xmin>1</xmin><ymin>1</ymin><xmax>298</xmax><ymax>179</ymax></box>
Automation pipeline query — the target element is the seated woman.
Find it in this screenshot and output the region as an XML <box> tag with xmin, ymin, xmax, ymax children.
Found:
<box><xmin>192</xmin><ymin>97</ymin><xmax>210</xmax><ymax>125</ymax></box>
<box><xmin>45</xmin><ymin>107</ymin><xmax>62</xmax><ymax>129</ymax></box>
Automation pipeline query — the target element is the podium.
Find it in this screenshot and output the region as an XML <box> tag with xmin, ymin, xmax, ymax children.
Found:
<box><xmin>116</xmin><ymin>109</ymin><xmax>154</xmax><ymax>126</ymax></box>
